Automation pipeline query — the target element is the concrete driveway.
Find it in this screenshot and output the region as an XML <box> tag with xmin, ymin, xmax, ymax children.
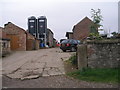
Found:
<box><xmin>2</xmin><ymin>48</ymin><xmax>72</xmax><ymax>80</ymax></box>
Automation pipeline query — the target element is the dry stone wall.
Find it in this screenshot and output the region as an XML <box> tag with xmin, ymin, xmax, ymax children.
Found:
<box><xmin>77</xmin><ymin>39</ymin><xmax>120</xmax><ymax>69</ymax></box>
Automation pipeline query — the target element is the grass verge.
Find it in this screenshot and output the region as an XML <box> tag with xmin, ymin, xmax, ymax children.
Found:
<box><xmin>67</xmin><ymin>68</ymin><xmax>120</xmax><ymax>84</ymax></box>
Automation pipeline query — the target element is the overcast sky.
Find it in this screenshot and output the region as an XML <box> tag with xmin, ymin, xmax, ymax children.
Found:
<box><xmin>0</xmin><ymin>0</ymin><xmax>119</xmax><ymax>41</ymax></box>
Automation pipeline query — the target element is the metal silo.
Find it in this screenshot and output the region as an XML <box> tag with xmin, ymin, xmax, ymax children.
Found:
<box><xmin>28</xmin><ymin>16</ymin><xmax>37</xmax><ymax>38</ymax></box>
<box><xmin>38</xmin><ymin>16</ymin><xmax>47</xmax><ymax>46</ymax></box>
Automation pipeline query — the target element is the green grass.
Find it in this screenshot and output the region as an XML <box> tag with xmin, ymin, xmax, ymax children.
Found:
<box><xmin>67</xmin><ymin>68</ymin><xmax>120</xmax><ymax>84</ymax></box>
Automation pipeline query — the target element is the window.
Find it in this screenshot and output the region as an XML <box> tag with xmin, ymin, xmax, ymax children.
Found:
<box><xmin>39</xmin><ymin>20</ymin><xmax>44</xmax><ymax>22</ymax></box>
<box><xmin>40</xmin><ymin>25</ymin><xmax>43</xmax><ymax>28</ymax></box>
<box><xmin>2</xmin><ymin>41</ymin><xmax>8</xmax><ymax>48</ymax></box>
<box><xmin>30</xmin><ymin>25</ymin><xmax>34</xmax><ymax>28</ymax></box>
<box><xmin>2</xmin><ymin>42</ymin><xmax>6</xmax><ymax>48</ymax></box>
<box><xmin>29</xmin><ymin>20</ymin><xmax>35</xmax><ymax>22</ymax></box>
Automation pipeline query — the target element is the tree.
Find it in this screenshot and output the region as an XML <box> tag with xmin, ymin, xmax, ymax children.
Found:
<box><xmin>91</xmin><ymin>9</ymin><xmax>103</xmax><ymax>24</ymax></box>
<box><xmin>90</xmin><ymin>9</ymin><xmax>103</xmax><ymax>34</ymax></box>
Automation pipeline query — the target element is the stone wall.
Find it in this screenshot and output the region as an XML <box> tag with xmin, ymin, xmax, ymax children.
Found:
<box><xmin>87</xmin><ymin>39</ymin><xmax>120</xmax><ymax>68</ymax></box>
<box><xmin>77</xmin><ymin>39</ymin><xmax>120</xmax><ymax>69</ymax></box>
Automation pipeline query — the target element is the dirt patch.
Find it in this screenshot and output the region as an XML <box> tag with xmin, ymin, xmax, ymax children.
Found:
<box><xmin>63</xmin><ymin>60</ymin><xmax>78</xmax><ymax>74</ymax></box>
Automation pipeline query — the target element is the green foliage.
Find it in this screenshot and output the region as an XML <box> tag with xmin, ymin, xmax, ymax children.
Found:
<box><xmin>91</xmin><ymin>9</ymin><xmax>103</xmax><ymax>24</ymax></box>
<box><xmin>90</xmin><ymin>25</ymin><xmax>99</xmax><ymax>34</ymax></box>
<box><xmin>67</xmin><ymin>68</ymin><xmax>120</xmax><ymax>84</ymax></box>
<box><xmin>90</xmin><ymin>9</ymin><xmax>103</xmax><ymax>38</ymax></box>
<box><xmin>89</xmin><ymin>33</ymin><xmax>102</xmax><ymax>40</ymax></box>
<box><xmin>69</xmin><ymin>54</ymin><xmax>77</xmax><ymax>66</ymax></box>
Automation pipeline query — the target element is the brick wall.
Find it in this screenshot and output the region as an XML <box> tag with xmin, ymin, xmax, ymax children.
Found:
<box><xmin>66</xmin><ymin>32</ymin><xmax>73</xmax><ymax>39</ymax></box>
<box><xmin>26</xmin><ymin>32</ymin><xmax>35</xmax><ymax>40</ymax></box>
<box><xmin>26</xmin><ymin>32</ymin><xmax>40</xmax><ymax>50</ymax></box>
<box><xmin>73</xmin><ymin>17</ymin><xmax>93</xmax><ymax>41</ymax></box>
<box><xmin>69</xmin><ymin>33</ymin><xmax>73</xmax><ymax>39</ymax></box>
<box><xmin>0</xmin><ymin>27</ymin><xmax>7</xmax><ymax>39</ymax></box>
<box><xmin>35</xmin><ymin>39</ymin><xmax>40</xmax><ymax>50</ymax></box>
<box><xmin>26</xmin><ymin>32</ymin><xmax>35</xmax><ymax>50</ymax></box>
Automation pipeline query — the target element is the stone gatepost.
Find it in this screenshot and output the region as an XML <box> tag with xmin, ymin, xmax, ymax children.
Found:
<box><xmin>77</xmin><ymin>44</ymin><xmax>87</xmax><ymax>70</ymax></box>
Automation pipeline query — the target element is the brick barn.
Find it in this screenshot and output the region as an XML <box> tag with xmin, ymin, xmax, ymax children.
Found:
<box><xmin>72</xmin><ymin>17</ymin><xmax>94</xmax><ymax>41</ymax></box>
<box><xmin>4</xmin><ymin>22</ymin><xmax>27</xmax><ymax>51</ymax></box>
<box><xmin>3</xmin><ymin>22</ymin><xmax>40</xmax><ymax>51</ymax></box>
<box><xmin>26</xmin><ymin>32</ymin><xmax>40</xmax><ymax>50</ymax></box>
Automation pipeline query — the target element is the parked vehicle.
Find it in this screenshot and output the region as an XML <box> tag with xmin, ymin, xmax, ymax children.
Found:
<box><xmin>60</xmin><ymin>39</ymin><xmax>80</xmax><ymax>52</ymax></box>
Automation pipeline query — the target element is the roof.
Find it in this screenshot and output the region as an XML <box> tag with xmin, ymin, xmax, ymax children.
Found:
<box><xmin>47</xmin><ymin>28</ymin><xmax>53</xmax><ymax>34</ymax></box>
<box><xmin>28</xmin><ymin>16</ymin><xmax>36</xmax><ymax>19</ymax></box>
<box><xmin>26</xmin><ymin>31</ymin><xmax>35</xmax><ymax>38</ymax></box>
<box><xmin>4</xmin><ymin>22</ymin><xmax>26</xmax><ymax>33</ymax></box>
<box><xmin>0</xmin><ymin>27</ymin><xmax>3</xmax><ymax>29</ymax></box>
<box><xmin>66</xmin><ymin>32</ymin><xmax>73</xmax><ymax>37</ymax></box>
<box><xmin>77</xmin><ymin>17</ymin><xmax>92</xmax><ymax>24</ymax></box>
<box><xmin>38</xmin><ymin>16</ymin><xmax>46</xmax><ymax>19</ymax></box>
<box><xmin>26</xmin><ymin>31</ymin><xmax>40</xmax><ymax>40</ymax></box>
<box><xmin>0</xmin><ymin>38</ymin><xmax>10</xmax><ymax>41</ymax></box>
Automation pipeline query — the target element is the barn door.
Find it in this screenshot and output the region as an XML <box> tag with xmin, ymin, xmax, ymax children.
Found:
<box><xmin>7</xmin><ymin>35</ymin><xmax>19</xmax><ymax>50</ymax></box>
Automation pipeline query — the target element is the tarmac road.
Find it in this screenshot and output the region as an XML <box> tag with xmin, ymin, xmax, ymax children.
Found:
<box><xmin>2</xmin><ymin>75</ymin><xmax>118</xmax><ymax>88</ymax></box>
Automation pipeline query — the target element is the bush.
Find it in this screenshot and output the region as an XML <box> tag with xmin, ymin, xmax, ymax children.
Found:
<box><xmin>69</xmin><ymin>54</ymin><xmax>77</xmax><ymax>66</ymax></box>
<box><xmin>89</xmin><ymin>33</ymin><xmax>103</xmax><ymax>40</ymax></box>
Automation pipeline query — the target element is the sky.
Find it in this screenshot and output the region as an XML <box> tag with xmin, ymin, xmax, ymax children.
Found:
<box><xmin>0</xmin><ymin>0</ymin><xmax>119</xmax><ymax>41</ymax></box>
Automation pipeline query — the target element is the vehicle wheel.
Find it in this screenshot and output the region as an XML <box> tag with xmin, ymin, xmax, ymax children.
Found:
<box><xmin>63</xmin><ymin>50</ymin><xmax>66</xmax><ymax>52</ymax></box>
<box><xmin>71</xmin><ymin>47</ymin><xmax>76</xmax><ymax>52</ymax></box>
